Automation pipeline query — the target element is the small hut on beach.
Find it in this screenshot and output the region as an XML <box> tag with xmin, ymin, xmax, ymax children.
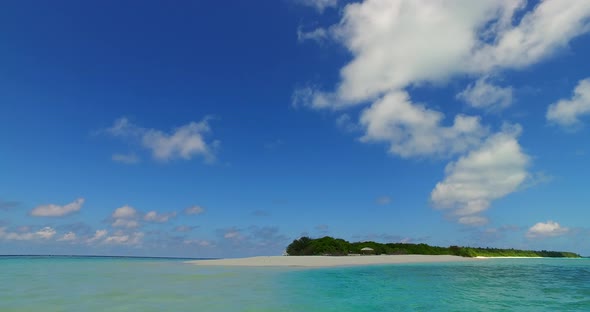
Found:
<box><xmin>360</xmin><ymin>247</ymin><xmax>374</xmax><ymax>255</ymax></box>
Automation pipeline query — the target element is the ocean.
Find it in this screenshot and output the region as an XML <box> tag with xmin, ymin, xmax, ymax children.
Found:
<box><xmin>1</xmin><ymin>256</ymin><xmax>588</xmax><ymax>311</ymax></box>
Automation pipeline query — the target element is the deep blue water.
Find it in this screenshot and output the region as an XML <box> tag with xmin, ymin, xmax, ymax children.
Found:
<box><xmin>1</xmin><ymin>256</ymin><xmax>589</xmax><ymax>311</ymax></box>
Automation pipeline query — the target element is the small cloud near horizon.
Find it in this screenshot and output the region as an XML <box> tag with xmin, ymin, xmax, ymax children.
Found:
<box><xmin>185</xmin><ymin>206</ymin><xmax>205</xmax><ymax>215</ymax></box>
<box><xmin>376</xmin><ymin>196</ymin><xmax>392</xmax><ymax>205</ymax></box>
<box><xmin>112</xmin><ymin>153</ymin><xmax>140</xmax><ymax>164</ymax></box>
<box><xmin>526</xmin><ymin>221</ymin><xmax>569</xmax><ymax>239</ymax></box>
<box><xmin>30</xmin><ymin>198</ymin><xmax>85</xmax><ymax>217</ymax></box>
<box><xmin>251</xmin><ymin>210</ymin><xmax>271</xmax><ymax>217</ymax></box>
<box><xmin>174</xmin><ymin>225</ymin><xmax>199</xmax><ymax>232</ymax></box>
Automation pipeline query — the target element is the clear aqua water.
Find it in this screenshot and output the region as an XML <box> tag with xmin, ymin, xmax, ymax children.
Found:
<box><xmin>1</xmin><ymin>257</ymin><xmax>589</xmax><ymax>311</ymax></box>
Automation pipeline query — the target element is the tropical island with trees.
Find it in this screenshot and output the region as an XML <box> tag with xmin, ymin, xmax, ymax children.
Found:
<box><xmin>286</xmin><ymin>236</ymin><xmax>581</xmax><ymax>258</ymax></box>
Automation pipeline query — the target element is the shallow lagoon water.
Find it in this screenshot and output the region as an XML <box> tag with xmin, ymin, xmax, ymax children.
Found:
<box><xmin>1</xmin><ymin>257</ymin><xmax>589</xmax><ymax>311</ymax></box>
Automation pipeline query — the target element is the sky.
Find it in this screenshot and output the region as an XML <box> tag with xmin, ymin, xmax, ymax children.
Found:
<box><xmin>1</xmin><ymin>0</ymin><xmax>590</xmax><ymax>258</ymax></box>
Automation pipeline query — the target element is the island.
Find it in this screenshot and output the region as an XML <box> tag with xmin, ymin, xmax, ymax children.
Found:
<box><xmin>187</xmin><ymin>236</ymin><xmax>581</xmax><ymax>268</ymax></box>
<box><xmin>285</xmin><ymin>236</ymin><xmax>581</xmax><ymax>258</ymax></box>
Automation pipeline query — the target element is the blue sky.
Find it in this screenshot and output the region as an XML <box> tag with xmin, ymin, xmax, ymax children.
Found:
<box><xmin>1</xmin><ymin>0</ymin><xmax>590</xmax><ymax>257</ymax></box>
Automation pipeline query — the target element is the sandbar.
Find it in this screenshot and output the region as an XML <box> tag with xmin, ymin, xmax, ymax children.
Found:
<box><xmin>187</xmin><ymin>255</ymin><xmax>479</xmax><ymax>267</ymax></box>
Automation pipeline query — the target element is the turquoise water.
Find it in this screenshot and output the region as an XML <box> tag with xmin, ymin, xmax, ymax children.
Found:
<box><xmin>1</xmin><ymin>257</ymin><xmax>589</xmax><ymax>311</ymax></box>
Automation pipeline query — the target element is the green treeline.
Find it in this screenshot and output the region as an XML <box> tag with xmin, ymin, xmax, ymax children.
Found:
<box><xmin>286</xmin><ymin>236</ymin><xmax>581</xmax><ymax>258</ymax></box>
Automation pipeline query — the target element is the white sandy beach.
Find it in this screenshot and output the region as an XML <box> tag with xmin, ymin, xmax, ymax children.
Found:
<box><xmin>187</xmin><ymin>255</ymin><xmax>479</xmax><ymax>267</ymax></box>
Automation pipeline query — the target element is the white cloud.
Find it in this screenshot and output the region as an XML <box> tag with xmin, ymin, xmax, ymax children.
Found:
<box><xmin>291</xmin><ymin>85</ymin><xmax>321</xmax><ymax>108</ymax></box>
<box><xmin>296</xmin><ymin>0</ymin><xmax>338</xmax><ymax>13</ymax></box>
<box><xmin>471</xmin><ymin>0</ymin><xmax>590</xmax><ymax>71</ymax></box>
<box><xmin>0</xmin><ymin>227</ymin><xmax>33</xmax><ymax>240</ymax></box>
<box><xmin>298</xmin><ymin>27</ymin><xmax>329</xmax><ymax>43</ymax></box>
<box><xmin>106</xmin><ymin>118</ymin><xmax>142</xmax><ymax>137</ymax></box>
<box><xmin>87</xmin><ymin>229</ymin><xmax>108</xmax><ymax>244</ymax></box>
<box><xmin>335</xmin><ymin>114</ymin><xmax>361</xmax><ymax>132</ymax></box>
<box><xmin>301</xmin><ymin>0</ymin><xmax>590</xmax><ymax>107</ymax></box>
<box><xmin>104</xmin><ymin>231</ymin><xmax>144</xmax><ymax>246</ymax></box>
<box><xmin>457</xmin><ymin>77</ymin><xmax>513</xmax><ymax>111</ymax></box>
<box><xmin>175</xmin><ymin>225</ymin><xmax>197</xmax><ymax>232</ymax></box>
<box><xmin>16</xmin><ymin>226</ymin><xmax>30</xmax><ymax>233</ymax></box>
<box><xmin>360</xmin><ymin>91</ymin><xmax>488</xmax><ymax>158</ymax></box>
<box><xmin>457</xmin><ymin>216</ymin><xmax>489</xmax><ymax>226</ymax></box>
<box><xmin>431</xmin><ymin>125</ymin><xmax>529</xmax><ymax>225</ymax></box>
<box><xmin>521</xmin><ymin>171</ymin><xmax>554</xmax><ymax>190</ymax></box>
<box><xmin>144</xmin><ymin>211</ymin><xmax>176</xmax><ymax>223</ymax></box>
<box><xmin>112</xmin><ymin>153</ymin><xmax>140</xmax><ymax>164</ymax></box>
<box><xmin>58</xmin><ymin>232</ymin><xmax>77</xmax><ymax>242</ymax></box>
<box><xmin>105</xmin><ymin>117</ymin><xmax>216</xmax><ymax>162</ymax></box>
<box><xmin>376</xmin><ymin>196</ymin><xmax>391</xmax><ymax>205</ymax></box>
<box><xmin>112</xmin><ymin>219</ymin><xmax>139</xmax><ymax>228</ymax></box>
<box><xmin>214</xmin><ymin>226</ymin><xmax>289</xmax><ymax>255</ymax></box>
<box><xmin>294</xmin><ymin>0</ymin><xmax>590</xmax><ymax>225</ymax></box>
<box><xmin>224</xmin><ymin>230</ymin><xmax>242</xmax><ymax>240</ymax></box>
<box><xmin>103</xmin><ymin>233</ymin><xmax>128</xmax><ymax>244</ymax></box>
<box><xmin>112</xmin><ymin>205</ymin><xmax>137</xmax><ymax>219</ymax></box>
<box><xmin>185</xmin><ymin>205</ymin><xmax>205</xmax><ymax>215</ymax></box>
<box><xmin>251</xmin><ymin>210</ymin><xmax>271</xmax><ymax>217</ymax></box>
<box><xmin>303</xmin><ymin>0</ymin><xmax>522</xmax><ymax>106</ymax></box>
<box><xmin>547</xmin><ymin>78</ymin><xmax>590</xmax><ymax>128</ymax></box>
<box><xmin>36</xmin><ymin>227</ymin><xmax>57</xmax><ymax>239</ymax></box>
<box><xmin>526</xmin><ymin>221</ymin><xmax>569</xmax><ymax>238</ymax></box>
<box><xmin>184</xmin><ymin>239</ymin><xmax>213</xmax><ymax>247</ymax></box>
<box><xmin>111</xmin><ymin>206</ymin><xmax>140</xmax><ymax>228</ymax></box>
<box><xmin>30</xmin><ymin>198</ymin><xmax>84</xmax><ymax>217</ymax></box>
<box><xmin>142</xmin><ymin>121</ymin><xmax>214</xmax><ymax>162</ymax></box>
<box><xmin>0</xmin><ymin>226</ymin><xmax>57</xmax><ymax>241</ymax></box>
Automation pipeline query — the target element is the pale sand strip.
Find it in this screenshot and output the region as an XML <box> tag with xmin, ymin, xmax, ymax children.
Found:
<box><xmin>187</xmin><ymin>255</ymin><xmax>479</xmax><ymax>267</ymax></box>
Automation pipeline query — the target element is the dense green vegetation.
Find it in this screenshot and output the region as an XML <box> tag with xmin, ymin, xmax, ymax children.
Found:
<box><xmin>286</xmin><ymin>236</ymin><xmax>581</xmax><ymax>258</ymax></box>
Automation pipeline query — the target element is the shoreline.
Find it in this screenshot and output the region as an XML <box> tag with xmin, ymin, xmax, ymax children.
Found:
<box><xmin>186</xmin><ymin>255</ymin><xmax>479</xmax><ymax>268</ymax></box>
<box><xmin>475</xmin><ymin>256</ymin><xmax>543</xmax><ymax>259</ymax></box>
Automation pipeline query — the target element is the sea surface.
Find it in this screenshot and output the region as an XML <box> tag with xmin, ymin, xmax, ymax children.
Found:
<box><xmin>1</xmin><ymin>256</ymin><xmax>589</xmax><ymax>311</ymax></box>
